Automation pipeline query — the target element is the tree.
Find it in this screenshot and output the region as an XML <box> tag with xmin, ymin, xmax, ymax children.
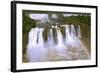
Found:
<box><xmin>22</xmin><ymin>11</ymin><xmax>36</xmax><ymax>55</ymax></box>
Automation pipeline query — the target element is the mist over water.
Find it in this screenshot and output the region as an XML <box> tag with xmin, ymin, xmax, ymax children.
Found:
<box><xmin>27</xmin><ymin>25</ymin><xmax>90</xmax><ymax>62</ymax></box>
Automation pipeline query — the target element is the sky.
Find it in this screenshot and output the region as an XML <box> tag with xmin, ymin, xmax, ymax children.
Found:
<box><xmin>29</xmin><ymin>13</ymin><xmax>78</xmax><ymax>21</ymax></box>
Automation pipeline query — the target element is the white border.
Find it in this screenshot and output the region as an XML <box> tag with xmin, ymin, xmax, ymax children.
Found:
<box><xmin>16</xmin><ymin>3</ymin><xmax>96</xmax><ymax>70</ymax></box>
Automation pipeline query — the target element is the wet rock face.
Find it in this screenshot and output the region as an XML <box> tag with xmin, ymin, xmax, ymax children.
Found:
<box><xmin>67</xmin><ymin>47</ymin><xmax>89</xmax><ymax>60</ymax></box>
<box><xmin>46</xmin><ymin>47</ymin><xmax>89</xmax><ymax>61</ymax></box>
<box><xmin>43</xmin><ymin>27</ymin><xmax>48</xmax><ymax>42</ymax></box>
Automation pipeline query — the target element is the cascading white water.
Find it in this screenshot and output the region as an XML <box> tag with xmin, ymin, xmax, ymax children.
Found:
<box><xmin>27</xmin><ymin>24</ymin><xmax>89</xmax><ymax>62</ymax></box>
<box><xmin>27</xmin><ymin>27</ymin><xmax>39</xmax><ymax>48</ymax></box>
<box><xmin>37</xmin><ymin>28</ymin><xmax>44</xmax><ymax>47</ymax></box>
<box><xmin>27</xmin><ymin>28</ymin><xmax>47</xmax><ymax>62</ymax></box>
<box><xmin>56</xmin><ymin>27</ymin><xmax>64</xmax><ymax>47</ymax></box>
<box><xmin>55</xmin><ymin>27</ymin><xmax>72</xmax><ymax>59</ymax></box>
<box><xmin>70</xmin><ymin>25</ymin><xmax>77</xmax><ymax>38</ymax></box>
<box><xmin>77</xmin><ymin>25</ymin><xmax>81</xmax><ymax>38</ymax></box>
<box><xmin>47</xmin><ymin>28</ymin><xmax>54</xmax><ymax>49</ymax></box>
<box><xmin>65</xmin><ymin>25</ymin><xmax>71</xmax><ymax>41</ymax></box>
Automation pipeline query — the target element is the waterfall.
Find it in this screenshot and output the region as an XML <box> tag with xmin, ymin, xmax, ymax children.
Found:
<box><xmin>54</xmin><ymin>27</ymin><xmax>71</xmax><ymax>59</ymax></box>
<box><xmin>47</xmin><ymin>28</ymin><xmax>54</xmax><ymax>49</ymax></box>
<box><xmin>56</xmin><ymin>27</ymin><xmax>64</xmax><ymax>47</ymax></box>
<box><xmin>27</xmin><ymin>28</ymin><xmax>47</xmax><ymax>62</ymax></box>
<box><xmin>27</xmin><ymin>24</ymin><xmax>89</xmax><ymax>62</ymax></box>
<box><xmin>70</xmin><ymin>25</ymin><xmax>77</xmax><ymax>38</ymax></box>
<box><xmin>27</xmin><ymin>27</ymin><xmax>39</xmax><ymax>48</ymax></box>
<box><xmin>65</xmin><ymin>25</ymin><xmax>71</xmax><ymax>41</ymax></box>
<box><xmin>37</xmin><ymin>28</ymin><xmax>44</xmax><ymax>47</ymax></box>
<box><xmin>77</xmin><ymin>25</ymin><xmax>81</xmax><ymax>38</ymax></box>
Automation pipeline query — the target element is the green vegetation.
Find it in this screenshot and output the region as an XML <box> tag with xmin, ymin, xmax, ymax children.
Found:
<box><xmin>22</xmin><ymin>11</ymin><xmax>36</xmax><ymax>55</ymax></box>
<box><xmin>64</xmin><ymin>15</ymin><xmax>91</xmax><ymax>26</ymax></box>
